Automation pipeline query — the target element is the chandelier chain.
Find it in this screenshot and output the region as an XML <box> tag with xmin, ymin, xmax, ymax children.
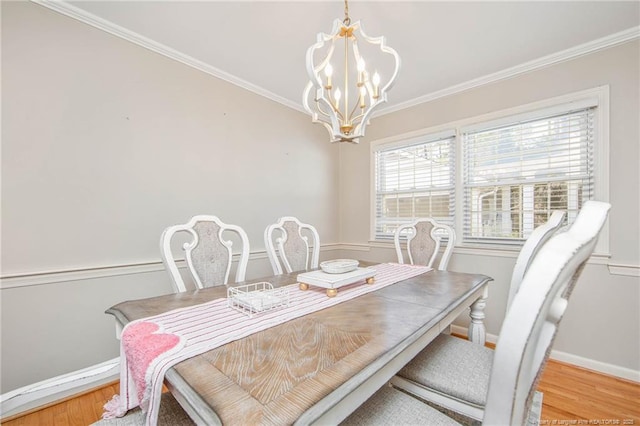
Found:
<box><xmin>343</xmin><ymin>0</ymin><xmax>351</xmax><ymax>25</ymax></box>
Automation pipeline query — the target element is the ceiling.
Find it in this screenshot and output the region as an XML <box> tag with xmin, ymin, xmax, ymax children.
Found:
<box><xmin>54</xmin><ymin>1</ymin><xmax>639</xmax><ymax>115</ymax></box>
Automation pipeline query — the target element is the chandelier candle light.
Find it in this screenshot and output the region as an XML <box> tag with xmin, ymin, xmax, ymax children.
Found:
<box><xmin>303</xmin><ymin>0</ymin><xmax>400</xmax><ymax>143</ymax></box>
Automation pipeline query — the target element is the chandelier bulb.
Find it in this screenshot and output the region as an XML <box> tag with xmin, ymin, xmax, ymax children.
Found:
<box><xmin>359</xmin><ymin>86</ymin><xmax>367</xmax><ymax>108</ymax></box>
<box><xmin>372</xmin><ymin>71</ymin><xmax>380</xmax><ymax>99</ymax></box>
<box><xmin>324</xmin><ymin>63</ymin><xmax>333</xmax><ymax>89</ymax></box>
<box><xmin>325</xmin><ymin>63</ymin><xmax>333</xmax><ymax>77</ymax></box>
<box><xmin>372</xmin><ymin>71</ymin><xmax>380</xmax><ymax>86</ymax></box>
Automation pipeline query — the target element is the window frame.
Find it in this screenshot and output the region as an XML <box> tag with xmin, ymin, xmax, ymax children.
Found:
<box><xmin>372</xmin><ymin>129</ymin><xmax>456</xmax><ymax>240</ymax></box>
<box><xmin>370</xmin><ymin>86</ymin><xmax>610</xmax><ymax>255</ymax></box>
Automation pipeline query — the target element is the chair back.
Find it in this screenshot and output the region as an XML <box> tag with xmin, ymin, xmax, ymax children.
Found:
<box><xmin>507</xmin><ymin>211</ymin><xmax>566</xmax><ymax>309</ymax></box>
<box><xmin>394</xmin><ymin>218</ymin><xmax>455</xmax><ymax>270</ymax></box>
<box><xmin>484</xmin><ymin>201</ymin><xmax>610</xmax><ymax>425</ymax></box>
<box><xmin>160</xmin><ymin>215</ymin><xmax>250</xmax><ymax>292</ymax></box>
<box><xmin>264</xmin><ymin>216</ymin><xmax>320</xmax><ymax>275</ymax></box>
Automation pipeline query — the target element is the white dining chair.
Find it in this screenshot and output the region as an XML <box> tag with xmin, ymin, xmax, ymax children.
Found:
<box><xmin>160</xmin><ymin>215</ymin><xmax>250</xmax><ymax>293</ymax></box>
<box><xmin>394</xmin><ymin>218</ymin><xmax>455</xmax><ymax>271</ymax></box>
<box><xmin>342</xmin><ymin>201</ymin><xmax>610</xmax><ymax>426</ymax></box>
<box><xmin>264</xmin><ymin>216</ymin><xmax>320</xmax><ymax>275</ymax></box>
<box><xmin>390</xmin><ymin>211</ymin><xmax>566</xmax><ymax>421</ymax></box>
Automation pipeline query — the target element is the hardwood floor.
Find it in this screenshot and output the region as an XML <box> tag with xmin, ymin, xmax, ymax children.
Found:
<box><xmin>1</xmin><ymin>382</ymin><xmax>119</xmax><ymax>426</ymax></box>
<box><xmin>2</xmin><ymin>359</ymin><xmax>639</xmax><ymax>425</ymax></box>
<box><xmin>537</xmin><ymin>361</ymin><xmax>640</xmax><ymax>424</ymax></box>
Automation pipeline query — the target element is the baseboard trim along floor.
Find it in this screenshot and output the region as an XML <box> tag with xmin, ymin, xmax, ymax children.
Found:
<box><xmin>449</xmin><ymin>324</ymin><xmax>640</xmax><ymax>383</ymax></box>
<box><xmin>0</xmin><ymin>358</ymin><xmax>119</xmax><ymax>420</ymax></box>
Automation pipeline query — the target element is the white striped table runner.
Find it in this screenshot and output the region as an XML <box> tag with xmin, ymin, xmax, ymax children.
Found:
<box><xmin>105</xmin><ymin>262</ymin><xmax>432</xmax><ymax>425</ymax></box>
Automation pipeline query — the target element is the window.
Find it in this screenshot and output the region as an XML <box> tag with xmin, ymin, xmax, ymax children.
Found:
<box><xmin>373</xmin><ymin>133</ymin><xmax>455</xmax><ymax>239</ymax></box>
<box><xmin>462</xmin><ymin>107</ymin><xmax>594</xmax><ymax>245</ymax></box>
<box><xmin>371</xmin><ymin>87</ymin><xmax>608</xmax><ymax>252</ymax></box>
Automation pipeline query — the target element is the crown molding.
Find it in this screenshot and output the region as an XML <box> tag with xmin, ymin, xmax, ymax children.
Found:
<box><xmin>377</xmin><ymin>26</ymin><xmax>640</xmax><ymax>116</ymax></box>
<box><xmin>30</xmin><ymin>0</ymin><xmax>305</xmax><ymax>113</ymax></box>
<box><xmin>29</xmin><ymin>2</ymin><xmax>640</xmax><ymax>122</ymax></box>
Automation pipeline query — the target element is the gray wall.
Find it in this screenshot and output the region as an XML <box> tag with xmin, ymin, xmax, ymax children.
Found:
<box><xmin>0</xmin><ymin>2</ymin><xmax>338</xmax><ymax>393</ymax></box>
<box><xmin>1</xmin><ymin>1</ymin><xmax>639</xmax><ymax>396</ymax></box>
<box><xmin>338</xmin><ymin>40</ymin><xmax>640</xmax><ymax>374</ymax></box>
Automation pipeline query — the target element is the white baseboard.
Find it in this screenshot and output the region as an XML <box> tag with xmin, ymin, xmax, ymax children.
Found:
<box><xmin>450</xmin><ymin>324</ymin><xmax>640</xmax><ymax>383</ymax></box>
<box><xmin>548</xmin><ymin>350</ymin><xmax>640</xmax><ymax>383</ymax></box>
<box><xmin>0</xmin><ymin>358</ymin><xmax>119</xmax><ymax>420</ymax></box>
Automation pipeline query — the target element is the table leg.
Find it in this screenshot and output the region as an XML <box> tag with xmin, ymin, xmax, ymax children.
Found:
<box><xmin>326</xmin><ymin>288</ymin><xmax>338</xmax><ymax>297</ymax></box>
<box><xmin>468</xmin><ymin>286</ymin><xmax>488</xmax><ymax>345</ymax></box>
<box><xmin>299</xmin><ymin>283</ymin><xmax>309</xmax><ymax>291</ymax></box>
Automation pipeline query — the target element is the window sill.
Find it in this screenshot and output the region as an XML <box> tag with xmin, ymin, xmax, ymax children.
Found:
<box><xmin>367</xmin><ymin>240</ymin><xmax>611</xmax><ymax>264</ymax></box>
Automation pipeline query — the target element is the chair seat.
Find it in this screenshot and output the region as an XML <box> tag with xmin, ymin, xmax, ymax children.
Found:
<box><xmin>341</xmin><ymin>385</ymin><xmax>460</xmax><ymax>426</ymax></box>
<box><xmin>396</xmin><ymin>334</ymin><xmax>494</xmax><ymax>407</ymax></box>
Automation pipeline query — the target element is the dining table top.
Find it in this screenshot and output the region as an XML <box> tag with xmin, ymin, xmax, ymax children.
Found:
<box><xmin>106</xmin><ymin>262</ymin><xmax>492</xmax><ymax>425</ymax></box>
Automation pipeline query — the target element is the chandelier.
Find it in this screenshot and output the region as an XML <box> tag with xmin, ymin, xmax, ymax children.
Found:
<box><xmin>303</xmin><ymin>0</ymin><xmax>400</xmax><ymax>143</ymax></box>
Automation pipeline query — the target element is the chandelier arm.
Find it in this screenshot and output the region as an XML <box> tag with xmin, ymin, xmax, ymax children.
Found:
<box><xmin>346</xmin><ymin>37</ymin><xmax>371</xmax><ymax>121</ymax></box>
<box><xmin>348</xmin><ymin>97</ymin><xmax>364</xmax><ymax>122</ymax></box>
<box><xmin>349</xmin><ymin>111</ymin><xmax>366</xmax><ymax>123</ymax></box>
<box><xmin>365</xmin><ymin>79</ymin><xmax>374</xmax><ymax>99</ymax></box>
<box><xmin>315</xmin><ymin>100</ymin><xmax>333</xmax><ymax>119</ymax></box>
<box><xmin>333</xmin><ymin>106</ymin><xmax>345</xmax><ymax>121</ymax></box>
<box><xmin>350</xmin><ymin>40</ymin><xmax>370</xmax><ymax>94</ymax></box>
<box><xmin>304</xmin><ymin>83</ymin><xmax>344</xmax><ymax>141</ymax></box>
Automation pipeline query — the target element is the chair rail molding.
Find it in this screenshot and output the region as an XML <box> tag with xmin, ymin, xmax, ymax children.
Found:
<box><xmin>362</xmin><ymin>241</ymin><xmax>619</xmax><ymax>268</ymax></box>
<box><xmin>0</xmin><ymin>244</ymin><xmax>344</xmax><ymax>290</ymax></box>
<box><xmin>2</xmin><ymin>243</ymin><xmax>633</xmax><ymax>290</ymax></box>
<box><xmin>607</xmin><ymin>263</ymin><xmax>640</xmax><ymax>277</ymax></box>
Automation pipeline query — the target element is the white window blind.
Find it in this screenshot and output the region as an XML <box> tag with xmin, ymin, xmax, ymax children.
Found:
<box><xmin>374</xmin><ymin>135</ymin><xmax>455</xmax><ymax>239</ymax></box>
<box><xmin>462</xmin><ymin>107</ymin><xmax>595</xmax><ymax>245</ymax></box>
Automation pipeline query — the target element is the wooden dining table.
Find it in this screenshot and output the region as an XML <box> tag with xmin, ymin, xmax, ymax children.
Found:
<box><xmin>106</xmin><ymin>262</ymin><xmax>492</xmax><ymax>425</ymax></box>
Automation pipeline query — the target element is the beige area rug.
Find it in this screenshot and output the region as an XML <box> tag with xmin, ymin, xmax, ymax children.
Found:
<box><xmin>92</xmin><ymin>393</ymin><xmax>195</xmax><ymax>426</ymax></box>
